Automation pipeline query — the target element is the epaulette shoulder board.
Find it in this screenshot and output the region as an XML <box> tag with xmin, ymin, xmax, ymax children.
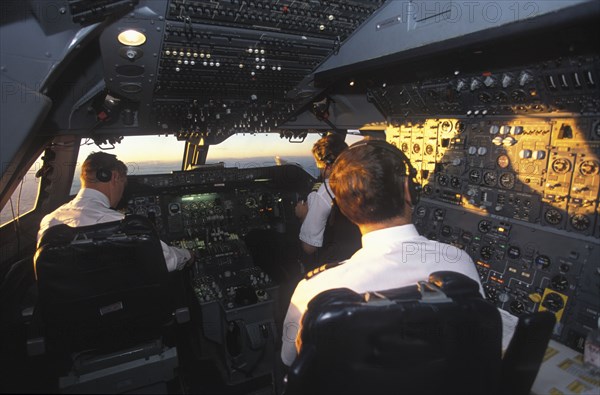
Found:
<box><xmin>311</xmin><ymin>182</ymin><xmax>323</xmax><ymax>193</ymax></box>
<box><xmin>305</xmin><ymin>261</ymin><xmax>345</xmax><ymax>280</ymax></box>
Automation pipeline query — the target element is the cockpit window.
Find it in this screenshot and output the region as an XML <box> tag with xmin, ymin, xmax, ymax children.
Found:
<box><xmin>206</xmin><ymin>132</ymin><xmax>364</xmax><ymax>178</ymax></box>
<box><xmin>71</xmin><ymin>135</ymin><xmax>187</xmax><ymax>194</ymax></box>
<box><xmin>0</xmin><ymin>154</ymin><xmax>44</xmax><ymax>226</ymax></box>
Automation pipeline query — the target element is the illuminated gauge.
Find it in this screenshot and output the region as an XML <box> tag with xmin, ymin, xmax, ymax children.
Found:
<box><xmin>450</xmin><ymin>176</ymin><xmax>461</xmax><ymax>189</ymax></box>
<box><xmin>245</xmin><ymin>197</ymin><xmax>258</xmax><ymax>208</ymax></box>
<box><xmin>542</xmin><ymin>292</ymin><xmax>564</xmax><ymax>311</ymax></box>
<box><xmin>579</xmin><ymin>160</ymin><xmax>599</xmax><ymax>176</ymax></box>
<box><xmin>551</xmin><ymin>275</ymin><xmax>569</xmax><ymax>292</ymax></box>
<box><xmin>401</xmin><ymin>142</ymin><xmax>409</xmax><ymax>153</ymax></box>
<box><xmin>478</xmin><ymin>220</ymin><xmax>491</xmax><ymax>233</ymax></box>
<box><xmin>551</xmin><ymin>158</ymin><xmax>571</xmax><ymax>174</ymax></box>
<box><xmin>496</xmin><ymin>154</ymin><xmax>510</xmax><ymax>169</ymax></box>
<box><xmin>425</xmin><ymin>144</ymin><xmax>434</xmax><ymax>155</ymax></box>
<box><xmin>478</xmin><ymin>92</ymin><xmax>492</xmax><ymax>103</ymax></box>
<box><xmin>495</xmin><ymin>91</ymin><xmax>509</xmax><ymax>103</ymax></box>
<box><xmin>499</xmin><ymin>173</ymin><xmax>515</xmax><ymax>189</ymax></box>
<box><xmin>438</xmin><ymin>174</ymin><xmax>449</xmax><ymax>186</ymax></box>
<box><xmin>510</xmin><ymin>300</ymin><xmax>526</xmax><ymax>315</ymax></box>
<box><xmin>469</xmin><ymin>169</ymin><xmax>482</xmax><ymax>184</ymax></box>
<box><xmin>544</xmin><ymin>208</ymin><xmax>562</xmax><ymax>225</ymax></box>
<box><xmin>412</xmin><ymin>143</ymin><xmax>421</xmax><ymax>154</ymax></box>
<box><xmin>440</xmin><ymin>120</ymin><xmax>453</xmax><ymax>133</ymax></box>
<box><xmin>570</xmin><ymin>214</ymin><xmax>590</xmax><ymax>231</ymax></box>
<box><xmin>507</xmin><ymin>245</ymin><xmax>521</xmax><ymax>259</ymax></box>
<box><xmin>534</xmin><ymin>255</ymin><xmax>551</xmax><ymax>269</ymax></box>
<box><xmin>433</xmin><ymin>208</ymin><xmax>445</xmax><ymax>221</ymax></box>
<box><xmin>189</xmin><ymin>202</ymin><xmax>198</xmax><ymax>210</ymax></box>
<box><xmin>511</xmin><ymin>89</ymin><xmax>527</xmax><ymax>102</ymax></box>
<box><xmin>456</xmin><ymin>121</ymin><xmax>465</xmax><ymax>133</ymax></box>
<box><xmin>415</xmin><ymin>206</ymin><xmax>427</xmax><ymax>218</ymax></box>
<box><xmin>441</xmin><ymin>225</ymin><xmax>453</xmax><ymax>237</ymax></box>
<box><xmin>135</xmin><ymin>206</ymin><xmax>147</xmax><ymax>215</ymax></box>
<box><xmin>480</xmin><ymin>245</ymin><xmax>494</xmax><ymax>260</ymax></box>
<box><xmin>422</xmin><ymin>185</ymin><xmax>433</xmax><ymax>195</ymax></box>
<box><xmin>483</xmin><ymin>171</ymin><xmax>497</xmax><ymax>186</ymax></box>
<box><xmin>147</xmin><ymin>205</ymin><xmax>161</xmax><ymax>217</ymax></box>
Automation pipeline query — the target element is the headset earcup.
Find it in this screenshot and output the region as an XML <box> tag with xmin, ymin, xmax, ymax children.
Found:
<box><xmin>96</xmin><ymin>168</ymin><xmax>112</xmax><ymax>182</ymax></box>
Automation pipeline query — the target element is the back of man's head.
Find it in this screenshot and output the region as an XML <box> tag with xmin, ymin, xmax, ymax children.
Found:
<box><xmin>81</xmin><ymin>152</ymin><xmax>127</xmax><ymax>185</ymax></box>
<box><xmin>312</xmin><ymin>133</ymin><xmax>348</xmax><ymax>169</ymax></box>
<box><xmin>330</xmin><ymin>138</ymin><xmax>413</xmax><ymax>226</ymax></box>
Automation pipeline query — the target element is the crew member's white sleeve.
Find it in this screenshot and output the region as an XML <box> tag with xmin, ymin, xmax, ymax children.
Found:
<box><xmin>160</xmin><ymin>242</ymin><xmax>191</xmax><ymax>272</ymax></box>
<box><xmin>299</xmin><ymin>188</ymin><xmax>332</xmax><ymax>248</ymax></box>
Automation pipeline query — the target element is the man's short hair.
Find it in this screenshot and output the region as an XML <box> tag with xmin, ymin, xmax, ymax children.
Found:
<box><xmin>81</xmin><ymin>152</ymin><xmax>127</xmax><ymax>183</ymax></box>
<box><xmin>330</xmin><ymin>138</ymin><xmax>410</xmax><ymax>225</ymax></box>
<box><xmin>312</xmin><ymin>133</ymin><xmax>348</xmax><ymax>168</ymax></box>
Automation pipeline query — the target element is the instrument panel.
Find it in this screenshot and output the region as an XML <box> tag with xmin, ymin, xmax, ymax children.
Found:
<box><xmin>376</xmin><ymin>54</ymin><xmax>600</xmax><ymax>352</ymax></box>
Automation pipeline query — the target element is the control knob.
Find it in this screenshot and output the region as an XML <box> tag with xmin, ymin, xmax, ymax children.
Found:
<box><xmin>519</xmin><ymin>71</ymin><xmax>534</xmax><ymax>86</ymax></box>
<box><xmin>502</xmin><ymin>136</ymin><xmax>517</xmax><ymax>146</ymax></box>
<box><xmin>533</xmin><ymin>150</ymin><xmax>546</xmax><ymax>160</ymax></box>
<box><xmin>492</xmin><ymin>137</ymin><xmax>504</xmax><ymax>146</ymax></box>
<box><xmin>499</xmin><ymin>126</ymin><xmax>511</xmax><ymax>135</ymax></box>
<box><xmin>511</xmin><ymin>126</ymin><xmax>524</xmax><ymax>135</ymax></box>
<box><xmin>477</xmin><ymin>147</ymin><xmax>488</xmax><ymax>156</ymax></box>
<box><xmin>468</xmin><ymin>146</ymin><xmax>477</xmax><ymax>155</ymax></box>
<box><xmin>489</xmin><ymin>125</ymin><xmax>500</xmax><ymax>134</ymax></box>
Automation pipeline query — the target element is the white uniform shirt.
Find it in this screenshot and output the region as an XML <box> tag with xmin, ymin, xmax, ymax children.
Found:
<box><xmin>37</xmin><ymin>188</ymin><xmax>191</xmax><ymax>272</ymax></box>
<box><xmin>299</xmin><ymin>180</ymin><xmax>333</xmax><ymax>247</ymax></box>
<box><xmin>281</xmin><ymin>223</ymin><xmax>483</xmax><ymax>367</ymax></box>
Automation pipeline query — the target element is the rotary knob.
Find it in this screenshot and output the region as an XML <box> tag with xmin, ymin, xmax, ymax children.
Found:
<box><xmin>468</xmin><ymin>146</ymin><xmax>477</xmax><ymax>155</ymax></box>
<box><xmin>489</xmin><ymin>125</ymin><xmax>500</xmax><ymax>134</ymax></box>
<box><xmin>477</xmin><ymin>146</ymin><xmax>488</xmax><ymax>156</ymax></box>
<box><xmin>492</xmin><ymin>136</ymin><xmax>504</xmax><ymax>146</ymax></box>
<box><xmin>499</xmin><ymin>126</ymin><xmax>511</xmax><ymax>135</ymax></box>
<box><xmin>512</xmin><ymin>126</ymin><xmax>524</xmax><ymax>135</ymax></box>
<box><xmin>533</xmin><ymin>150</ymin><xmax>546</xmax><ymax>160</ymax></box>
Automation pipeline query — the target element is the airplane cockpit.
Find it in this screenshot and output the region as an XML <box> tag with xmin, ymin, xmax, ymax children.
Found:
<box><xmin>1</xmin><ymin>1</ymin><xmax>599</xmax><ymax>393</ymax></box>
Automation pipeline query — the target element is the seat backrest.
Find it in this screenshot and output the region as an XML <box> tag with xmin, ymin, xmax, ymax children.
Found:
<box><xmin>500</xmin><ymin>311</ymin><xmax>556</xmax><ymax>395</ymax></box>
<box><xmin>285</xmin><ymin>271</ymin><xmax>503</xmax><ymax>395</ymax></box>
<box><xmin>34</xmin><ymin>215</ymin><xmax>172</xmax><ymax>353</ymax></box>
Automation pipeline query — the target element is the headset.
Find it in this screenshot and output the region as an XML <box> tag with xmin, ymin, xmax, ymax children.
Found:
<box><xmin>347</xmin><ymin>139</ymin><xmax>421</xmax><ymax>206</ymax></box>
<box><xmin>317</xmin><ymin>151</ymin><xmax>337</xmax><ymax>166</ymax></box>
<box><xmin>96</xmin><ymin>167</ymin><xmax>112</xmax><ymax>182</ymax></box>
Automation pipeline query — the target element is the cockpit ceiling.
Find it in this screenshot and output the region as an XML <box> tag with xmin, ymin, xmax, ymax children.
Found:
<box><xmin>91</xmin><ymin>0</ymin><xmax>385</xmax><ymax>143</ymax></box>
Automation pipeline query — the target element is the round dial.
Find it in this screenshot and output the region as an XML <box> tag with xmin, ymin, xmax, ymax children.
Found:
<box><xmin>542</xmin><ymin>292</ymin><xmax>564</xmax><ymax>311</ymax></box>
<box><xmin>422</xmin><ymin>184</ymin><xmax>433</xmax><ymax>195</ymax></box>
<box><xmin>507</xmin><ymin>245</ymin><xmax>521</xmax><ymax>259</ymax></box>
<box><xmin>510</xmin><ymin>300</ymin><xmax>526</xmax><ymax>315</ymax></box>
<box><xmin>401</xmin><ymin>143</ymin><xmax>409</xmax><ymax>153</ymax></box>
<box><xmin>480</xmin><ymin>245</ymin><xmax>494</xmax><ymax>260</ymax></box>
<box><xmin>495</xmin><ymin>91</ymin><xmax>509</xmax><ymax>103</ymax></box>
<box><xmin>534</xmin><ymin>255</ymin><xmax>551</xmax><ymax>269</ymax></box>
<box><xmin>425</xmin><ymin>144</ymin><xmax>434</xmax><ymax>155</ymax></box>
<box><xmin>469</xmin><ymin>169</ymin><xmax>482</xmax><ymax>184</ymax></box>
<box><xmin>485</xmin><ymin>286</ymin><xmax>498</xmax><ymax>303</ymax></box>
<box><xmin>496</xmin><ymin>154</ymin><xmax>510</xmax><ymax>169</ymax></box>
<box><xmin>551</xmin><ymin>275</ymin><xmax>569</xmax><ymax>292</ymax></box>
<box><xmin>441</xmin><ymin>225</ymin><xmax>453</xmax><ymax>237</ymax></box>
<box><xmin>245</xmin><ymin>197</ymin><xmax>258</xmax><ymax>208</ymax></box>
<box><xmin>544</xmin><ymin>208</ymin><xmax>562</xmax><ymax>225</ymax></box>
<box><xmin>511</xmin><ymin>89</ymin><xmax>527</xmax><ymax>102</ymax></box>
<box><xmin>483</xmin><ymin>171</ymin><xmax>497</xmax><ymax>186</ymax></box>
<box><xmin>438</xmin><ymin>174</ymin><xmax>449</xmax><ymax>186</ymax></box>
<box><xmin>433</xmin><ymin>208</ymin><xmax>445</xmax><ymax>221</ymax></box>
<box><xmin>415</xmin><ymin>206</ymin><xmax>427</xmax><ymax>218</ymax></box>
<box><xmin>579</xmin><ymin>160</ymin><xmax>599</xmax><ymax>176</ymax></box>
<box><xmin>551</xmin><ymin>158</ymin><xmax>572</xmax><ymax>174</ymax></box>
<box><xmin>440</xmin><ymin>120</ymin><xmax>453</xmax><ymax>133</ymax></box>
<box><xmin>499</xmin><ymin>173</ymin><xmax>515</xmax><ymax>189</ymax></box>
<box><xmin>412</xmin><ymin>143</ymin><xmax>421</xmax><ymax>154</ymax></box>
<box><xmin>570</xmin><ymin>214</ymin><xmax>590</xmax><ymax>231</ymax></box>
<box><xmin>478</xmin><ymin>220</ymin><xmax>491</xmax><ymax>233</ymax></box>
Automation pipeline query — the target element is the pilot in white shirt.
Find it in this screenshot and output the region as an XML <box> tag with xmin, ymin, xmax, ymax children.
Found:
<box><xmin>281</xmin><ymin>139</ymin><xmax>484</xmax><ymax>367</ymax></box>
<box><xmin>37</xmin><ymin>152</ymin><xmax>192</xmax><ymax>272</ymax></box>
